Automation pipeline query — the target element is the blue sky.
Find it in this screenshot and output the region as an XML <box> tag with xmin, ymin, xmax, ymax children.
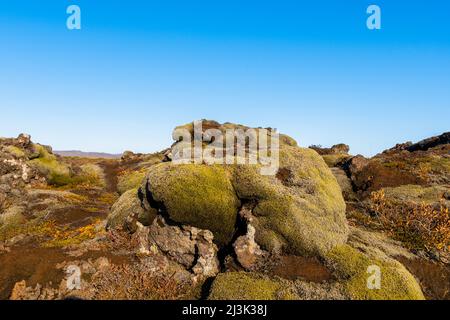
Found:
<box><xmin>0</xmin><ymin>1</ymin><xmax>449</xmax><ymax>156</ymax></box>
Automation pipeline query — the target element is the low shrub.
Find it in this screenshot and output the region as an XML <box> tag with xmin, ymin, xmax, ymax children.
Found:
<box><xmin>370</xmin><ymin>189</ymin><xmax>450</xmax><ymax>251</ymax></box>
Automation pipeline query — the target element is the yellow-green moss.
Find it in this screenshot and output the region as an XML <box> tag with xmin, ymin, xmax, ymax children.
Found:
<box><xmin>29</xmin><ymin>144</ymin><xmax>73</xmax><ymax>186</ymax></box>
<box><xmin>78</xmin><ymin>164</ymin><xmax>105</xmax><ymax>187</ymax></box>
<box><xmin>107</xmin><ymin>188</ymin><xmax>156</xmax><ymax>229</ymax></box>
<box><xmin>28</xmin><ymin>145</ymin><xmax>106</xmax><ymax>188</ymax></box>
<box><xmin>145</xmin><ymin>143</ymin><xmax>347</xmax><ymax>255</ymax></box>
<box><xmin>5</xmin><ymin>145</ymin><xmax>26</xmax><ymax>158</ymax></box>
<box><xmin>279</xmin><ymin>134</ymin><xmax>298</xmax><ymax>147</ymax></box>
<box><xmin>0</xmin><ymin>216</ymin><xmax>54</xmax><ymax>242</ymax></box>
<box><xmin>0</xmin><ymin>206</ymin><xmax>26</xmax><ymax>240</ymax></box>
<box><xmin>208</xmin><ymin>272</ymin><xmax>296</xmax><ymax>300</ymax></box>
<box><xmin>147</xmin><ymin>163</ymin><xmax>240</xmax><ymax>245</ymax></box>
<box><xmin>117</xmin><ymin>170</ymin><xmax>147</xmax><ymax>195</ymax></box>
<box><xmin>326</xmin><ymin>245</ymin><xmax>424</xmax><ymax>300</ymax></box>
<box><xmin>231</xmin><ymin>147</ymin><xmax>348</xmax><ymax>256</ymax></box>
<box><xmin>430</xmin><ymin>157</ymin><xmax>450</xmax><ymax>173</ymax></box>
<box><xmin>383</xmin><ymin>184</ymin><xmax>449</xmax><ymax>205</ymax></box>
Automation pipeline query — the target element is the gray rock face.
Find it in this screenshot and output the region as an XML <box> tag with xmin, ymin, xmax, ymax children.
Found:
<box><xmin>233</xmin><ymin>224</ymin><xmax>264</xmax><ymax>270</ymax></box>
<box><xmin>148</xmin><ymin>216</ymin><xmax>220</xmax><ymax>277</ymax></box>
<box><xmin>0</xmin><ymin>136</ymin><xmax>38</xmax><ymax>220</ymax></box>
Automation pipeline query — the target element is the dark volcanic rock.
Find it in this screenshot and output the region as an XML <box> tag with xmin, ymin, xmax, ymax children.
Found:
<box><xmin>407</xmin><ymin>132</ymin><xmax>450</xmax><ymax>152</ymax></box>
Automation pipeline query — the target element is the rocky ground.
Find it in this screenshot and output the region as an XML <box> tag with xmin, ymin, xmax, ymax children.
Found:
<box><xmin>0</xmin><ymin>124</ymin><xmax>448</xmax><ymax>300</ymax></box>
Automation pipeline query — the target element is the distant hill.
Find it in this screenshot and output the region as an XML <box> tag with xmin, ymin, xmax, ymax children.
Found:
<box><xmin>54</xmin><ymin>150</ymin><xmax>121</xmax><ymax>159</ymax></box>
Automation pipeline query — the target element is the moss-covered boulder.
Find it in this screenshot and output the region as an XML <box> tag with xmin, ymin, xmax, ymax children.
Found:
<box><xmin>28</xmin><ymin>144</ymin><xmax>73</xmax><ymax>186</ymax></box>
<box><xmin>107</xmin><ymin>189</ymin><xmax>157</xmax><ymax>230</ymax></box>
<box><xmin>326</xmin><ymin>245</ymin><xmax>424</xmax><ymax>300</ymax></box>
<box><xmin>231</xmin><ymin>146</ymin><xmax>348</xmax><ymax>256</ymax></box>
<box><xmin>143</xmin><ymin>163</ymin><xmax>241</xmax><ymax>245</ymax></box>
<box><xmin>209</xmin><ymin>242</ymin><xmax>425</xmax><ymax>300</ymax></box>
<box><xmin>208</xmin><ymin>272</ymin><xmax>297</xmax><ymax>300</ymax></box>
<box><xmin>117</xmin><ymin>170</ymin><xmax>147</xmax><ymax>195</ymax></box>
<box><xmin>140</xmin><ymin>121</ymin><xmax>348</xmax><ymax>257</ymax></box>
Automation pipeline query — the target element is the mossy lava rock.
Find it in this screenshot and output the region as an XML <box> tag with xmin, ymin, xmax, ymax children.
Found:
<box><xmin>140</xmin><ymin>123</ymin><xmax>348</xmax><ymax>255</ymax></box>
<box><xmin>231</xmin><ymin>146</ymin><xmax>348</xmax><ymax>256</ymax></box>
<box><xmin>143</xmin><ymin>164</ymin><xmax>240</xmax><ymax>245</ymax></box>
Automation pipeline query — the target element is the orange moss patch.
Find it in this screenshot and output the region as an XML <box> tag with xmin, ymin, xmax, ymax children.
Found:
<box><xmin>42</xmin><ymin>219</ymin><xmax>102</xmax><ymax>248</ymax></box>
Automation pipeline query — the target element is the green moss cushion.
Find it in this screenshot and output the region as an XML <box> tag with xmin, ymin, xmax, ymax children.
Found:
<box><xmin>208</xmin><ymin>272</ymin><xmax>296</xmax><ymax>300</ymax></box>
<box><xmin>145</xmin><ymin>163</ymin><xmax>240</xmax><ymax>245</ymax></box>
<box><xmin>326</xmin><ymin>245</ymin><xmax>424</xmax><ymax>300</ymax></box>
<box><xmin>231</xmin><ymin>146</ymin><xmax>348</xmax><ymax>256</ymax></box>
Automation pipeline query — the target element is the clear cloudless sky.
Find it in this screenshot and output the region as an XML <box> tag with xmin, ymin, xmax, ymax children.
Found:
<box><xmin>0</xmin><ymin>0</ymin><xmax>449</xmax><ymax>156</ymax></box>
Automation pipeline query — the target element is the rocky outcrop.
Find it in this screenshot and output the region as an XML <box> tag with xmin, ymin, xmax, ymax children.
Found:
<box><xmin>106</xmin><ymin>189</ymin><xmax>157</xmax><ymax>231</ymax></box>
<box><xmin>137</xmin><ymin>121</ymin><xmax>349</xmax><ymax>258</ymax></box>
<box><xmin>1</xmin><ymin>135</ymin><xmax>46</xmax><ymax>230</ymax></box>
<box><xmin>382</xmin><ymin>184</ymin><xmax>450</xmax><ymax>208</ymax></box>
<box><xmin>309</xmin><ymin>144</ymin><xmax>352</xmax><ymax>168</ymax></box>
<box><xmin>3</xmin><ymin>123</ymin><xmax>437</xmax><ymax>301</ymax></box>
<box><xmin>121</xmin><ymin>151</ymin><xmax>145</xmax><ymax>162</ymax></box>
<box><xmin>148</xmin><ymin>216</ymin><xmax>219</xmax><ymax>278</ymax></box>
<box><xmin>310</xmin><ymin>143</ymin><xmax>350</xmax><ymax>155</ymax></box>
<box><xmin>407</xmin><ymin>132</ymin><xmax>450</xmax><ymax>152</ymax></box>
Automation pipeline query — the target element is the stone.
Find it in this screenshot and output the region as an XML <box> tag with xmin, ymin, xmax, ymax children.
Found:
<box><xmin>16</xmin><ymin>134</ymin><xmax>31</xmax><ymax>147</ymax></box>
<box><xmin>137</xmin><ymin>121</ymin><xmax>348</xmax><ymax>258</ymax></box>
<box><xmin>407</xmin><ymin>132</ymin><xmax>450</xmax><ymax>152</ymax></box>
<box><xmin>107</xmin><ymin>189</ymin><xmax>157</xmax><ymax>231</ymax></box>
<box><xmin>330</xmin><ymin>167</ymin><xmax>356</xmax><ymax>201</ymax></box>
<box><xmin>148</xmin><ymin>216</ymin><xmax>219</xmax><ymax>277</ymax></box>
<box><xmin>233</xmin><ymin>225</ymin><xmax>264</xmax><ymax>270</ymax></box>
<box><xmin>343</xmin><ymin>155</ymin><xmax>370</xmax><ymax>179</ymax></box>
